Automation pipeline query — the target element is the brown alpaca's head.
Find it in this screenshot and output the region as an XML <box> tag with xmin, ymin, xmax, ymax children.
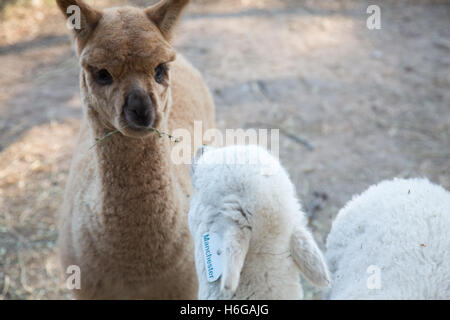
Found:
<box><xmin>56</xmin><ymin>0</ymin><xmax>189</xmax><ymax>137</ymax></box>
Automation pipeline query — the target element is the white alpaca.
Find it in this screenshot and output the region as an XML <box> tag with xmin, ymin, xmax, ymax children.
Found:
<box><xmin>188</xmin><ymin>145</ymin><xmax>330</xmax><ymax>299</ymax></box>
<box><xmin>324</xmin><ymin>178</ymin><xmax>450</xmax><ymax>300</ymax></box>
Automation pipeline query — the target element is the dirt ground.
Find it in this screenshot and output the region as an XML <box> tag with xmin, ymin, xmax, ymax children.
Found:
<box><xmin>0</xmin><ymin>0</ymin><xmax>449</xmax><ymax>299</ymax></box>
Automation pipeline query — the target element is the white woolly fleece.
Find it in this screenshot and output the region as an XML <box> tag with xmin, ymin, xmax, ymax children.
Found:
<box><xmin>188</xmin><ymin>145</ymin><xmax>330</xmax><ymax>300</ymax></box>
<box><xmin>324</xmin><ymin>178</ymin><xmax>450</xmax><ymax>300</ymax></box>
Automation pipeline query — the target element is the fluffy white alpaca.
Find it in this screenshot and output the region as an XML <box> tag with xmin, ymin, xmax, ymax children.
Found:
<box><xmin>188</xmin><ymin>145</ymin><xmax>330</xmax><ymax>300</ymax></box>
<box><xmin>324</xmin><ymin>178</ymin><xmax>450</xmax><ymax>300</ymax></box>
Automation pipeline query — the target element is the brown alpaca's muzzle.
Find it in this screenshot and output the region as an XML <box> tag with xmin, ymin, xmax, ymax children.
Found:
<box><xmin>123</xmin><ymin>88</ymin><xmax>156</xmax><ymax>129</ymax></box>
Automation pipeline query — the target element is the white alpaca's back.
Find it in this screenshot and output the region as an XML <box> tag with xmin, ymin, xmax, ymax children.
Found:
<box><xmin>325</xmin><ymin>178</ymin><xmax>450</xmax><ymax>299</ymax></box>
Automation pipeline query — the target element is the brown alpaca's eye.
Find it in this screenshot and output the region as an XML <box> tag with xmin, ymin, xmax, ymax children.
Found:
<box><xmin>154</xmin><ymin>63</ymin><xmax>168</xmax><ymax>84</ymax></box>
<box><xmin>93</xmin><ymin>68</ymin><xmax>113</xmax><ymax>86</ymax></box>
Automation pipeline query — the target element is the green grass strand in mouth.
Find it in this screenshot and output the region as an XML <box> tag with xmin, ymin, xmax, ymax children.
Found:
<box><xmin>90</xmin><ymin>125</ymin><xmax>180</xmax><ymax>150</ymax></box>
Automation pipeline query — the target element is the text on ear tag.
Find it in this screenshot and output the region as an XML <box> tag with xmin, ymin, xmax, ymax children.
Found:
<box><xmin>202</xmin><ymin>232</ymin><xmax>223</xmax><ymax>282</ymax></box>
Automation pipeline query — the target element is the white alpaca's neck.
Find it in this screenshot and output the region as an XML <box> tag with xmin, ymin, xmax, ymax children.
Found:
<box><xmin>200</xmin><ymin>248</ymin><xmax>303</xmax><ymax>300</ymax></box>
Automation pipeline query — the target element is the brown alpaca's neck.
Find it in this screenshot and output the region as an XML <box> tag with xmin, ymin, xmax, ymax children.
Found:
<box><xmin>96</xmin><ymin>130</ymin><xmax>177</xmax><ymax>220</ymax></box>
<box><xmin>87</xmin><ymin>111</ymin><xmax>186</xmax><ymax>260</ymax></box>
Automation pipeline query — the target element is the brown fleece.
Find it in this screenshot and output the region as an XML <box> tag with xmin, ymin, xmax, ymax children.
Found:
<box><xmin>57</xmin><ymin>0</ymin><xmax>215</xmax><ymax>299</ymax></box>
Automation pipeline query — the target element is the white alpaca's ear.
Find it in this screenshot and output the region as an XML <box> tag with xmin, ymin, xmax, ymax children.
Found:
<box><xmin>290</xmin><ymin>222</ymin><xmax>331</xmax><ymax>288</ymax></box>
<box><xmin>145</xmin><ymin>0</ymin><xmax>190</xmax><ymax>41</ymax></box>
<box><xmin>220</xmin><ymin>224</ymin><xmax>251</xmax><ymax>297</ymax></box>
<box><xmin>195</xmin><ymin>145</ymin><xmax>214</xmax><ymax>162</ymax></box>
<box><xmin>191</xmin><ymin>145</ymin><xmax>215</xmax><ymax>178</ymax></box>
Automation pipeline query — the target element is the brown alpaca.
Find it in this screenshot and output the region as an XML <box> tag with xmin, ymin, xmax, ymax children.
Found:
<box><xmin>56</xmin><ymin>0</ymin><xmax>215</xmax><ymax>299</ymax></box>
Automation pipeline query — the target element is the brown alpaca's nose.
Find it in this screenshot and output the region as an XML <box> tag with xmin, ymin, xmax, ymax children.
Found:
<box><xmin>123</xmin><ymin>88</ymin><xmax>155</xmax><ymax>128</ymax></box>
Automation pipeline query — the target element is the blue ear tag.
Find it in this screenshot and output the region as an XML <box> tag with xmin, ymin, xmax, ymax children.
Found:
<box><xmin>202</xmin><ymin>232</ymin><xmax>223</xmax><ymax>282</ymax></box>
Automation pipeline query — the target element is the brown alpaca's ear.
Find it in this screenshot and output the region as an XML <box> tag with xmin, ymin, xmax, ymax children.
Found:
<box><xmin>56</xmin><ymin>0</ymin><xmax>102</xmax><ymax>41</ymax></box>
<box><xmin>145</xmin><ymin>0</ymin><xmax>190</xmax><ymax>41</ymax></box>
